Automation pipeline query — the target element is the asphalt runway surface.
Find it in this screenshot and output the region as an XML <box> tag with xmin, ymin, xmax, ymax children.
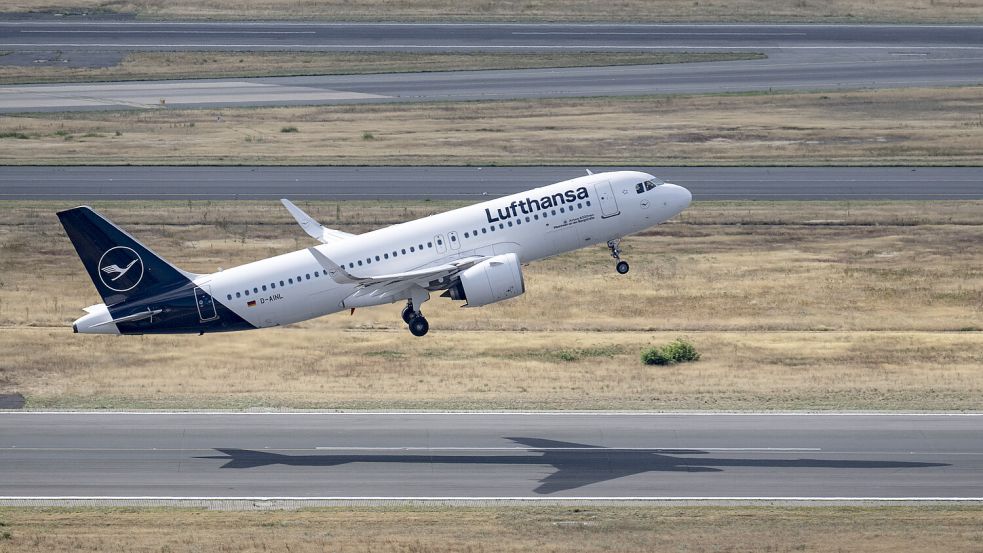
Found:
<box><xmin>1</xmin><ymin>22</ymin><xmax>981</xmax><ymax>111</ymax></box>
<box><xmin>1</xmin><ymin>413</ymin><xmax>980</xmax><ymax>499</ymax></box>
<box><xmin>2</xmin><ymin>166</ymin><xmax>980</xmax><ymax>201</ymax></box>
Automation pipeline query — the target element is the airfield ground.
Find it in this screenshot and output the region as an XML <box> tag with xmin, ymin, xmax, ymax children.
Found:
<box><xmin>3</xmin><ymin>0</ymin><xmax>982</xmax><ymax>23</ymax></box>
<box><xmin>1</xmin><ymin>506</ymin><xmax>982</xmax><ymax>553</ymax></box>
<box><xmin>1</xmin><ymin>200</ymin><xmax>980</xmax><ymax>410</ymax></box>
<box><xmin>2</xmin><ymin>86</ymin><xmax>981</xmax><ymax>166</ymax></box>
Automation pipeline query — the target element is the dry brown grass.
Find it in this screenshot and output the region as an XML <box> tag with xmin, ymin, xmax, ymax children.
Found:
<box><xmin>3</xmin><ymin>86</ymin><xmax>982</xmax><ymax>166</ymax></box>
<box><xmin>1</xmin><ymin>200</ymin><xmax>981</xmax><ymax>410</ymax></box>
<box><xmin>4</xmin><ymin>0</ymin><xmax>983</xmax><ymax>23</ymax></box>
<box><xmin>0</xmin><ymin>51</ymin><xmax>762</xmax><ymax>85</ymax></box>
<box><xmin>2</xmin><ymin>506</ymin><xmax>983</xmax><ymax>553</ymax></box>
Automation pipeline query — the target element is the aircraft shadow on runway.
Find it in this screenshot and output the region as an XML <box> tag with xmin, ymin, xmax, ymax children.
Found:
<box><xmin>197</xmin><ymin>437</ymin><xmax>949</xmax><ymax>494</ymax></box>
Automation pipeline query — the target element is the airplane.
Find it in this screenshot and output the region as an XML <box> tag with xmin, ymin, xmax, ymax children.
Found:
<box><xmin>58</xmin><ymin>170</ymin><xmax>691</xmax><ymax>337</ymax></box>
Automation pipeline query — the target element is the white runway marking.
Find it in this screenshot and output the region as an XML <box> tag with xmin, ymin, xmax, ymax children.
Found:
<box><xmin>312</xmin><ymin>447</ymin><xmax>822</xmax><ymax>452</ymax></box>
<box><xmin>20</xmin><ymin>30</ymin><xmax>317</xmax><ymax>34</ymax></box>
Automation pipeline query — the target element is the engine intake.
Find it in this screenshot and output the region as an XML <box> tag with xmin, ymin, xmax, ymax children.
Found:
<box><xmin>448</xmin><ymin>253</ymin><xmax>525</xmax><ymax>307</ymax></box>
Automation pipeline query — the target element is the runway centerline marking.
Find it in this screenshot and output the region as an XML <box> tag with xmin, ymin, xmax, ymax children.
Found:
<box><xmin>511</xmin><ymin>31</ymin><xmax>808</xmax><ymax>36</ymax></box>
<box><xmin>20</xmin><ymin>30</ymin><xmax>317</xmax><ymax>35</ymax></box>
<box><xmin>312</xmin><ymin>447</ymin><xmax>822</xmax><ymax>452</ymax></box>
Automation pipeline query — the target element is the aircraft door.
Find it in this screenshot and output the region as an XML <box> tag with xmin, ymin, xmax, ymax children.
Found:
<box><xmin>435</xmin><ymin>234</ymin><xmax>447</xmax><ymax>254</ymax></box>
<box><xmin>194</xmin><ymin>285</ymin><xmax>219</xmax><ymax>322</ymax></box>
<box><xmin>594</xmin><ymin>181</ymin><xmax>621</xmax><ymax>219</ymax></box>
<box><xmin>448</xmin><ymin>231</ymin><xmax>460</xmax><ymax>250</ymax></box>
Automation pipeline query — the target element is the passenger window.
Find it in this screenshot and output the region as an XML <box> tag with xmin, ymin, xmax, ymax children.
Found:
<box><xmin>401</xmin><ymin>248</ymin><xmax>407</xmax><ymax>254</ymax></box>
<box><xmin>490</xmin><ymin>226</ymin><xmax>495</xmax><ymax>232</ymax></box>
<box><xmin>419</xmin><ymin>244</ymin><xmax>424</xmax><ymax>250</ymax></box>
<box><xmin>498</xmin><ymin>223</ymin><xmax>504</xmax><ymax>229</ymax></box>
<box><xmin>270</xmin><ymin>283</ymin><xmax>275</xmax><ymax>289</ymax></box>
<box><xmin>516</xmin><ymin>219</ymin><xmax>521</xmax><ymax>225</ymax></box>
<box><xmin>508</xmin><ymin>221</ymin><xmax>513</xmax><ymax>227</ymax></box>
<box><xmin>525</xmin><ymin>217</ymin><xmax>531</xmax><ymax>222</ymax></box>
<box><xmin>314</xmin><ymin>271</ymin><xmax>320</xmax><ymax>277</ymax></box>
<box><xmin>280</xmin><ymin>280</ymin><xmax>284</xmax><ymax>287</ymax></box>
<box><xmin>253</xmin><ymin>287</ymin><xmax>258</xmax><ymax>294</ymax></box>
<box><xmin>296</xmin><ymin>275</ymin><xmax>301</xmax><ymax>282</ymax></box>
<box><xmin>384</xmin><ymin>253</ymin><xmax>389</xmax><ymax>259</ymax></box>
<box><xmin>437</xmin><ymin>239</ymin><xmax>443</xmax><ymax>245</ymax></box>
<box><xmin>464</xmin><ymin>232</ymin><xmax>469</xmax><ymax>238</ymax></box>
<box><xmin>366</xmin><ymin>258</ymin><xmax>371</xmax><ymax>264</ymax></box>
<box><xmin>236</xmin><ymin>292</ymin><xmax>241</xmax><ymax>298</ymax></box>
<box><xmin>451</xmin><ymin>235</ymin><xmax>456</xmax><ymax>241</ymax></box>
<box><xmin>349</xmin><ymin>263</ymin><xmax>354</xmax><ymax>268</ymax></box>
<box><xmin>586</xmin><ymin>200</ymin><xmax>591</xmax><ymax>206</ymax></box>
<box><xmin>305</xmin><ymin>274</ymin><xmax>310</xmax><ymax>280</ymax></box>
<box><xmin>482</xmin><ymin>228</ymin><xmax>487</xmax><ymax>234</ymax></box>
<box><xmin>375</xmin><ymin>256</ymin><xmax>380</xmax><ymax>261</ymax></box>
<box><xmin>427</xmin><ymin>242</ymin><xmax>432</xmax><ymax>248</ymax></box>
<box><xmin>410</xmin><ymin>246</ymin><xmax>415</xmax><ymax>252</ymax></box>
<box><xmin>227</xmin><ymin>294</ymin><xmax>232</xmax><ymax>300</ymax></box>
<box><xmin>358</xmin><ymin>260</ymin><xmax>363</xmax><ymax>266</ymax></box>
<box><xmin>289</xmin><ymin>278</ymin><xmax>294</xmax><ymax>284</ymax></box>
<box><xmin>245</xmin><ymin>290</ymin><xmax>250</xmax><ymax>296</ymax></box>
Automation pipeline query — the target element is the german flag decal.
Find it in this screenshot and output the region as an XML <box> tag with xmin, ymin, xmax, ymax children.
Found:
<box><xmin>247</xmin><ymin>300</ymin><xmax>257</xmax><ymax>307</ymax></box>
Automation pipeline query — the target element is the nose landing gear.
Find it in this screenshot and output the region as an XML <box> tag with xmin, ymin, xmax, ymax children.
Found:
<box><xmin>608</xmin><ymin>239</ymin><xmax>630</xmax><ymax>274</ymax></box>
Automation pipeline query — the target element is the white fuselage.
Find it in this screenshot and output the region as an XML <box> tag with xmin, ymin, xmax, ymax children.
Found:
<box><xmin>191</xmin><ymin>171</ymin><xmax>690</xmax><ymax>329</ymax></box>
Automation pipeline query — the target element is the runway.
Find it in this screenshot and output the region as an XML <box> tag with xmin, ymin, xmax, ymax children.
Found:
<box><xmin>4</xmin><ymin>21</ymin><xmax>982</xmax><ymax>54</ymax></box>
<box><xmin>2</xmin><ymin>166</ymin><xmax>980</xmax><ymax>201</ymax></box>
<box><xmin>1</xmin><ymin>413</ymin><xmax>981</xmax><ymax>501</ymax></box>
<box><xmin>1</xmin><ymin>22</ymin><xmax>982</xmax><ymax>111</ymax></box>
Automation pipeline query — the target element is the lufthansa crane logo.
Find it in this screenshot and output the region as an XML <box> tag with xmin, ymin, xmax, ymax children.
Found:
<box><xmin>97</xmin><ymin>246</ymin><xmax>144</xmax><ymax>292</ymax></box>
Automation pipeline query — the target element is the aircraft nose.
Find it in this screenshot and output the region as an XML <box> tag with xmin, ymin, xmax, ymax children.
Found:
<box><xmin>664</xmin><ymin>183</ymin><xmax>692</xmax><ymax>210</ymax></box>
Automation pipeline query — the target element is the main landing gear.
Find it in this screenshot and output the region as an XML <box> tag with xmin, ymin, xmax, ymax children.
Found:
<box><xmin>402</xmin><ymin>296</ymin><xmax>430</xmax><ymax>337</ymax></box>
<box><xmin>608</xmin><ymin>239</ymin><xmax>630</xmax><ymax>274</ymax></box>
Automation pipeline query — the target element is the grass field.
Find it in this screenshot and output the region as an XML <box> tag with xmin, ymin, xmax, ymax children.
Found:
<box><xmin>0</xmin><ymin>51</ymin><xmax>763</xmax><ymax>85</ymax></box>
<box><xmin>1</xmin><ymin>506</ymin><xmax>982</xmax><ymax>552</ymax></box>
<box><xmin>5</xmin><ymin>0</ymin><xmax>983</xmax><ymax>23</ymax></box>
<box><xmin>3</xmin><ymin>86</ymin><xmax>982</xmax><ymax>166</ymax></box>
<box><xmin>1</xmin><ymin>200</ymin><xmax>980</xmax><ymax>410</ymax></box>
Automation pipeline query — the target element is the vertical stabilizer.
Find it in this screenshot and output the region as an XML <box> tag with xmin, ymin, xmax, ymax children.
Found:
<box><xmin>57</xmin><ymin>206</ymin><xmax>195</xmax><ymax>306</ymax></box>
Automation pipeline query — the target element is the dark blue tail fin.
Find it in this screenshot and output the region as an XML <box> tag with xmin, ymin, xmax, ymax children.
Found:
<box><xmin>57</xmin><ymin>206</ymin><xmax>195</xmax><ymax>307</ymax></box>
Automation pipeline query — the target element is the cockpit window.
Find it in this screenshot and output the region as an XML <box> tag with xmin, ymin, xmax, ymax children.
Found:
<box><xmin>636</xmin><ymin>179</ymin><xmax>663</xmax><ymax>193</ymax></box>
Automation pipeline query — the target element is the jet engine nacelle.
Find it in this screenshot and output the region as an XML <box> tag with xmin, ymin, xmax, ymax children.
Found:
<box><xmin>450</xmin><ymin>252</ymin><xmax>525</xmax><ymax>307</ymax></box>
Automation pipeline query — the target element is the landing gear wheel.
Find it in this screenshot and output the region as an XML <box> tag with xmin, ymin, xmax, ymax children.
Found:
<box><xmin>401</xmin><ymin>304</ymin><xmax>415</xmax><ymax>324</ymax></box>
<box><xmin>408</xmin><ymin>315</ymin><xmax>430</xmax><ymax>337</ymax></box>
<box><xmin>608</xmin><ymin>239</ymin><xmax>629</xmax><ymax>274</ymax></box>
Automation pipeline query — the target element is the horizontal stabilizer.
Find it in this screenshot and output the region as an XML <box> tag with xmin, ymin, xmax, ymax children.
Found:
<box><xmin>90</xmin><ymin>308</ymin><xmax>163</xmax><ymax>328</ymax></box>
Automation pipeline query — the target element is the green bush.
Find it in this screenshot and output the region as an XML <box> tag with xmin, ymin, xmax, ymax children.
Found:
<box><xmin>641</xmin><ymin>347</ymin><xmax>671</xmax><ymax>366</ymax></box>
<box><xmin>641</xmin><ymin>338</ymin><xmax>700</xmax><ymax>366</ymax></box>
<box><xmin>280</xmin><ymin>126</ymin><xmax>299</xmax><ymax>133</ymax></box>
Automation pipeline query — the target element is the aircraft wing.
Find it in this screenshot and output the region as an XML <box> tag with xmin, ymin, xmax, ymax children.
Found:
<box><xmin>281</xmin><ymin>199</ymin><xmax>356</xmax><ymax>243</ymax></box>
<box><xmin>309</xmin><ymin>247</ymin><xmax>486</xmax><ymax>287</ymax></box>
